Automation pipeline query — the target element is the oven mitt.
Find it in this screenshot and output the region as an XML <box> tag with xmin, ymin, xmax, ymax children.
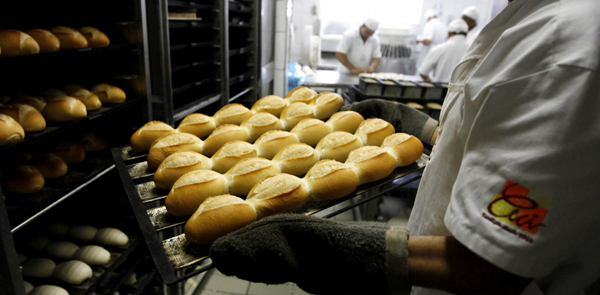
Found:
<box><xmin>341</xmin><ymin>99</ymin><xmax>438</xmax><ymax>145</ymax></box>
<box><xmin>210</xmin><ymin>214</ymin><xmax>411</xmax><ymax>295</ymax></box>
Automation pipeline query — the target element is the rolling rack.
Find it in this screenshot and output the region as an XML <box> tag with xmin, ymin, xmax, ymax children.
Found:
<box><xmin>110</xmin><ymin>144</ymin><xmax>429</xmax><ymax>286</ymax></box>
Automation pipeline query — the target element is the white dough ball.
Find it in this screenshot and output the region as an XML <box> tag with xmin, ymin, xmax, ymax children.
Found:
<box><xmin>68</xmin><ymin>225</ymin><xmax>98</xmax><ymax>242</ymax></box>
<box><xmin>23</xmin><ymin>281</ymin><xmax>34</xmax><ymax>294</ymax></box>
<box><xmin>21</xmin><ymin>258</ymin><xmax>56</xmax><ymax>278</ymax></box>
<box><xmin>95</xmin><ymin>227</ymin><xmax>129</xmax><ymax>246</ymax></box>
<box><xmin>52</xmin><ymin>260</ymin><xmax>93</xmax><ymax>285</ymax></box>
<box><xmin>28</xmin><ymin>285</ymin><xmax>68</xmax><ymax>295</ymax></box>
<box><xmin>73</xmin><ymin>245</ymin><xmax>111</xmax><ymax>266</ymax></box>
<box><xmin>48</xmin><ymin>222</ymin><xmax>70</xmax><ymax>236</ymax></box>
<box><xmin>44</xmin><ymin>241</ymin><xmax>80</xmax><ymax>260</ymax></box>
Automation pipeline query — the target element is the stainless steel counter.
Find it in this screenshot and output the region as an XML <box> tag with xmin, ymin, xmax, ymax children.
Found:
<box><xmin>304</xmin><ymin>70</ymin><xmax>423</xmax><ymax>89</ymax></box>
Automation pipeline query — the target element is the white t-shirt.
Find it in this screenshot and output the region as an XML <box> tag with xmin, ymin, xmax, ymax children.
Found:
<box><xmin>466</xmin><ymin>26</ymin><xmax>482</xmax><ymax>46</ymax></box>
<box><xmin>418</xmin><ymin>18</ymin><xmax>448</xmax><ymax>68</ymax></box>
<box><xmin>408</xmin><ymin>0</ymin><xmax>600</xmax><ymax>294</ymax></box>
<box><xmin>418</xmin><ymin>35</ymin><xmax>469</xmax><ymax>83</ymax></box>
<box><xmin>336</xmin><ymin>27</ymin><xmax>382</xmax><ymax>74</ymax></box>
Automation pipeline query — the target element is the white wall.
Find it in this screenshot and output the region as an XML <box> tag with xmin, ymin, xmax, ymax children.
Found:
<box><xmin>416</xmin><ymin>0</ymin><xmax>507</xmax><ymax>34</ymax></box>
<box><xmin>289</xmin><ymin>0</ymin><xmax>320</xmax><ymax>65</ymax></box>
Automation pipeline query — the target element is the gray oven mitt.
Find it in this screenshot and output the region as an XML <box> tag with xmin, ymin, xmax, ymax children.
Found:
<box><xmin>341</xmin><ymin>99</ymin><xmax>438</xmax><ymax>145</ymax></box>
<box><xmin>210</xmin><ymin>214</ymin><xmax>411</xmax><ymax>295</ymax></box>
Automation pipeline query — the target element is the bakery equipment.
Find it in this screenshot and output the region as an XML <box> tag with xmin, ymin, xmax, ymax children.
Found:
<box><xmin>376</xmin><ymin>26</ymin><xmax>419</xmax><ymax>75</ymax></box>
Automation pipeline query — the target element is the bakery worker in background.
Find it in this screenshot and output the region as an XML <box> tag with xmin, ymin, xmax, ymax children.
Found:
<box><xmin>418</xmin><ymin>19</ymin><xmax>470</xmax><ymax>83</ymax></box>
<box><xmin>462</xmin><ymin>6</ymin><xmax>481</xmax><ymax>45</ymax></box>
<box><xmin>416</xmin><ymin>9</ymin><xmax>448</xmax><ymax>69</ymax></box>
<box><xmin>209</xmin><ymin>0</ymin><xmax>600</xmax><ymax>294</ymax></box>
<box><xmin>335</xmin><ymin>18</ymin><xmax>382</xmax><ymax>75</ymax></box>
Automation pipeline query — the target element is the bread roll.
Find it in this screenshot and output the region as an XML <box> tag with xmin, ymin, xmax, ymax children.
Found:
<box><xmin>27</xmin><ymin>236</ymin><xmax>51</xmax><ymax>251</ymax></box>
<box><xmin>67</xmin><ymin>88</ymin><xmax>102</xmax><ymax>111</ymax></box>
<box><xmin>213</xmin><ymin>103</ymin><xmax>253</xmax><ymax>126</ymax></box>
<box><xmin>73</xmin><ymin>245</ymin><xmax>111</xmax><ymax>266</ymax></box>
<box><xmin>42</xmin><ymin>89</ymin><xmax>67</xmax><ymax>101</ymax></box>
<box><xmin>166</xmin><ymin>170</ymin><xmax>228</xmax><ymax>217</ymax></box>
<box><xmin>48</xmin><ymin>222</ymin><xmax>70</xmax><ymax>236</ymax></box>
<box><xmin>123</xmin><ymin>272</ymin><xmax>137</xmax><ymax>286</ymax></box>
<box><xmin>0</xmin><ymin>113</ymin><xmax>25</xmax><ymax>146</ymax></box>
<box><xmin>91</xmin><ymin>83</ymin><xmax>126</xmax><ymax>104</ymax></box>
<box><xmin>327</xmin><ymin>111</ymin><xmax>364</xmax><ymax>134</ymax></box>
<box><xmin>202</xmin><ymin>124</ymin><xmax>249</xmax><ymax>157</ymax></box>
<box><xmin>63</xmin><ymin>84</ymin><xmax>85</xmax><ymax>94</ymax></box>
<box><xmin>254</xmin><ymin>130</ymin><xmax>300</xmax><ymax>159</ymax></box>
<box><xmin>95</xmin><ymin>227</ymin><xmax>129</xmax><ymax>246</ymax></box>
<box><xmin>32</xmin><ymin>153</ymin><xmax>68</xmax><ymax>178</ymax></box>
<box><xmin>176</xmin><ymin>113</ymin><xmax>216</xmax><ymax>139</ymax></box>
<box><xmin>148</xmin><ymin>133</ymin><xmax>203</xmax><ymax>170</ymax></box>
<box><xmin>24</xmin><ymin>29</ymin><xmax>60</xmax><ymax>52</ymax></box>
<box><xmin>78</xmin><ymin>26</ymin><xmax>110</xmax><ymax>47</ymax></box>
<box><xmin>346</xmin><ymin>146</ymin><xmax>397</xmax><ymax>185</ymax></box>
<box><xmin>44</xmin><ymin>241</ymin><xmax>80</xmax><ymax>260</ymax></box>
<box><xmin>381</xmin><ymin>133</ymin><xmax>424</xmax><ymax>167</ymax></box>
<box><xmin>50</xmin><ymin>26</ymin><xmax>88</xmax><ymax>50</ymax></box>
<box><xmin>315</xmin><ymin>132</ymin><xmax>363</xmax><ymax>163</ymax></box>
<box><xmin>51</xmin><ymin>141</ymin><xmax>85</xmax><ymax>163</ymax></box>
<box><xmin>406</xmin><ymin>102</ymin><xmax>424</xmax><ymax>109</ymax></box>
<box><xmin>224</xmin><ymin>157</ymin><xmax>281</xmax><ymax>196</ymax></box>
<box><xmin>1</xmin><ymin>103</ymin><xmax>46</xmax><ymax>132</ymax></box>
<box><xmin>285</xmin><ymin>86</ymin><xmax>317</xmax><ymax>104</ymax></box>
<box><xmin>426</xmin><ymin>102</ymin><xmax>442</xmax><ymax>110</ymax></box>
<box><xmin>240</xmin><ymin>112</ymin><xmax>285</xmax><ymax>142</ymax></box>
<box><xmin>0</xmin><ymin>30</ymin><xmax>40</xmax><ymax>56</ymax></box>
<box><xmin>68</xmin><ymin>225</ymin><xmax>98</xmax><ymax>242</ymax></box>
<box><xmin>185</xmin><ymin>194</ymin><xmax>256</xmax><ymax>244</ymax></box>
<box><xmin>211</xmin><ymin>140</ymin><xmax>257</xmax><ymax>174</ymax></box>
<box><xmin>272</xmin><ymin>143</ymin><xmax>320</xmax><ymax>176</ymax></box>
<box><xmin>11</xmin><ymin>95</ymin><xmax>46</xmax><ymax>112</ymax></box>
<box><xmin>354</xmin><ymin>118</ymin><xmax>395</xmax><ymax>146</ymax></box>
<box><xmin>4</xmin><ymin>165</ymin><xmax>44</xmax><ymax>193</ymax></box>
<box><xmin>130</xmin><ymin>121</ymin><xmax>177</xmax><ymax>152</ymax></box>
<box><xmin>22</xmin><ymin>258</ymin><xmax>56</xmax><ymax>278</ymax></box>
<box><xmin>42</xmin><ymin>96</ymin><xmax>87</xmax><ymax>121</ymax></box>
<box><xmin>310</xmin><ymin>92</ymin><xmax>344</xmax><ymax>120</ymax></box>
<box><xmin>29</xmin><ymin>285</ymin><xmax>68</xmax><ymax>295</ymax></box>
<box><xmin>23</xmin><ymin>281</ymin><xmax>34</xmax><ymax>294</ymax></box>
<box><xmin>78</xmin><ymin>132</ymin><xmax>108</xmax><ymax>151</ymax></box>
<box><xmin>154</xmin><ymin>151</ymin><xmax>213</xmax><ymax>190</ymax></box>
<box><xmin>305</xmin><ymin>160</ymin><xmax>359</xmax><ymax>202</ymax></box>
<box><xmin>251</xmin><ymin>95</ymin><xmax>287</xmax><ymax>117</ymax></box>
<box><xmin>289</xmin><ymin>118</ymin><xmax>332</xmax><ymax>147</ymax></box>
<box><xmin>52</xmin><ymin>260</ymin><xmax>93</xmax><ymax>285</ymax></box>
<box><xmin>18</xmin><ymin>252</ymin><xmax>28</xmax><ymax>264</ymax></box>
<box><xmin>280</xmin><ymin>102</ymin><xmax>315</xmax><ymax>131</ymax></box>
<box><xmin>246</xmin><ymin>173</ymin><xmax>309</xmax><ymax>219</ymax></box>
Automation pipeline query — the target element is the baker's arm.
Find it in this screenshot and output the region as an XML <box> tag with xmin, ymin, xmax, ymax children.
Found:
<box><xmin>367</xmin><ymin>58</ymin><xmax>381</xmax><ymax>73</ymax></box>
<box><xmin>336</xmin><ymin>52</ymin><xmax>364</xmax><ymax>74</ymax></box>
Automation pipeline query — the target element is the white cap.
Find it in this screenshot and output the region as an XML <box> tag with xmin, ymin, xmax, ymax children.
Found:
<box><xmin>364</xmin><ymin>18</ymin><xmax>380</xmax><ymax>31</ymax></box>
<box><xmin>462</xmin><ymin>6</ymin><xmax>479</xmax><ymax>22</ymax></box>
<box><xmin>424</xmin><ymin>9</ymin><xmax>438</xmax><ymax>19</ymax></box>
<box><xmin>448</xmin><ymin>19</ymin><xmax>469</xmax><ymax>34</ymax></box>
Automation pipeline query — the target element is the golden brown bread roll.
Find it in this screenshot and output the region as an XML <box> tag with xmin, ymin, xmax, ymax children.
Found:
<box><xmin>78</xmin><ymin>27</ymin><xmax>110</xmax><ymax>47</ymax></box>
<box><xmin>185</xmin><ymin>194</ymin><xmax>256</xmax><ymax>244</ymax></box>
<box><xmin>224</xmin><ymin>157</ymin><xmax>281</xmax><ymax>196</ymax></box>
<box><xmin>381</xmin><ymin>133</ymin><xmax>424</xmax><ymax>167</ymax></box>
<box><xmin>354</xmin><ymin>118</ymin><xmax>395</xmax><ymax>146</ymax></box>
<box><xmin>42</xmin><ymin>89</ymin><xmax>67</xmax><ymax>101</ymax></box>
<box><xmin>67</xmin><ymin>88</ymin><xmax>102</xmax><ymax>111</ymax></box>
<box><xmin>315</xmin><ymin>131</ymin><xmax>363</xmax><ymax>163</ymax></box>
<box><xmin>147</xmin><ymin>133</ymin><xmax>203</xmax><ymax>170</ymax></box>
<box><xmin>52</xmin><ymin>141</ymin><xmax>85</xmax><ymax>163</ymax></box>
<box><xmin>166</xmin><ymin>170</ymin><xmax>228</xmax><ymax>217</ymax></box>
<box><xmin>289</xmin><ymin>118</ymin><xmax>333</xmax><ymax>147</ymax></box>
<box><xmin>251</xmin><ymin>95</ymin><xmax>287</xmax><ymax>117</ymax></box>
<box><xmin>50</xmin><ymin>26</ymin><xmax>87</xmax><ymax>50</ymax></box>
<box><xmin>406</xmin><ymin>102</ymin><xmax>424</xmax><ymax>109</ymax></box>
<box><xmin>240</xmin><ymin>112</ymin><xmax>285</xmax><ymax>142</ymax></box>
<box><xmin>254</xmin><ymin>130</ymin><xmax>300</xmax><ymax>159</ymax></box>
<box><xmin>154</xmin><ymin>151</ymin><xmax>213</xmax><ymax>190</ymax></box>
<box><xmin>327</xmin><ymin>111</ymin><xmax>365</xmax><ymax>134</ymax></box>
<box><xmin>91</xmin><ymin>83</ymin><xmax>126</xmax><ymax>104</ymax></box>
<box><xmin>32</xmin><ymin>154</ymin><xmax>68</xmax><ymax>179</ymax></box>
<box><xmin>42</xmin><ymin>96</ymin><xmax>87</xmax><ymax>122</ymax></box>
<box><xmin>346</xmin><ymin>146</ymin><xmax>397</xmax><ymax>185</ymax></box>
<box><xmin>213</xmin><ymin>103</ymin><xmax>253</xmax><ymax>126</ymax></box>
<box><xmin>130</xmin><ymin>121</ymin><xmax>178</xmax><ymax>152</ymax></box>
<box><xmin>176</xmin><ymin>113</ymin><xmax>216</xmax><ymax>139</ymax></box>
<box><xmin>24</xmin><ymin>29</ymin><xmax>60</xmax><ymax>52</ymax></box>
<box><xmin>202</xmin><ymin>124</ymin><xmax>249</xmax><ymax>157</ymax></box>
<box><xmin>0</xmin><ymin>103</ymin><xmax>45</xmax><ymax>132</ymax></box>
<box><xmin>11</xmin><ymin>95</ymin><xmax>47</xmax><ymax>112</ymax></box>
<box><xmin>305</xmin><ymin>160</ymin><xmax>359</xmax><ymax>202</ymax></box>
<box><xmin>310</xmin><ymin>92</ymin><xmax>344</xmax><ymax>120</ymax></box>
<box><xmin>246</xmin><ymin>173</ymin><xmax>309</xmax><ymax>219</ymax></box>
<box><xmin>4</xmin><ymin>165</ymin><xmax>45</xmax><ymax>194</ymax></box>
<box><xmin>78</xmin><ymin>132</ymin><xmax>108</xmax><ymax>151</ymax></box>
<box><xmin>211</xmin><ymin>140</ymin><xmax>257</xmax><ymax>174</ymax></box>
<box><xmin>280</xmin><ymin>102</ymin><xmax>315</xmax><ymax>131</ymax></box>
<box><xmin>285</xmin><ymin>86</ymin><xmax>318</xmax><ymax>104</ymax></box>
<box><xmin>272</xmin><ymin>143</ymin><xmax>320</xmax><ymax>176</ymax></box>
<box><xmin>0</xmin><ymin>114</ymin><xmax>25</xmax><ymax>146</ymax></box>
<box><xmin>0</xmin><ymin>29</ymin><xmax>40</xmax><ymax>56</ymax></box>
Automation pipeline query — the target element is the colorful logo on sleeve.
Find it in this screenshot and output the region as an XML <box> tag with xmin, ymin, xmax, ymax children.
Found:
<box><xmin>481</xmin><ymin>180</ymin><xmax>547</xmax><ymax>243</ymax></box>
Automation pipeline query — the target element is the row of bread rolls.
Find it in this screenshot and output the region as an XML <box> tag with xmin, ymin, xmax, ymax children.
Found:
<box><xmin>129</xmin><ymin>86</ymin><xmax>338</xmax><ymax>152</ymax></box>
<box><xmin>145</xmin><ymin>110</ymin><xmax>365</xmax><ymax>172</ymax></box>
<box><xmin>0</xmin><ymin>27</ymin><xmax>109</xmax><ymax>56</ymax></box>
<box><xmin>184</xmin><ymin>132</ymin><xmax>424</xmax><ymax>244</ymax></box>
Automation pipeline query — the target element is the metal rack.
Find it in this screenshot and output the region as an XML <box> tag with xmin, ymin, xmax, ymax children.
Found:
<box><xmin>111</xmin><ymin>144</ymin><xmax>428</xmax><ymax>285</ymax></box>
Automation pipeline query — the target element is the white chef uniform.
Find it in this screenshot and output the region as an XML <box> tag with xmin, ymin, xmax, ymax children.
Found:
<box><xmin>418</xmin><ymin>34</ymin><xmax>469</xmax><ymax>83</ymax></box>
<box><xmin>465</xmin><ymin>26</ymin><xmax>482</xmax><ymax>46</ymax></box>
<box><xmin>408</xmin><ymin>0</ymin><xmax>600</xmax><ymax>294</ymax></box>
<box><xmin>418</xmin><ymin>18</ymin><xmax>448</xmax><ymax>69</ymax></box>
<box><xmin>336</xmin><ymin>27</ymin><xmax>382</xmax><ymax>74</ymax></box>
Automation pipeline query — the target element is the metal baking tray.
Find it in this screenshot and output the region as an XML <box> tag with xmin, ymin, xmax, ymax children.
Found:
<box><xmin>111</xmin><ymin>145</ymin><xmax>428</xmax><ymax>285</ymax></box>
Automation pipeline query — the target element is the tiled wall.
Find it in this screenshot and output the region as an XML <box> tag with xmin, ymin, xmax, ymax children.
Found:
<box><xmin>273</xmin><ymin>0</ymin><xmax>292</xmax><ymax>97</ymax></box>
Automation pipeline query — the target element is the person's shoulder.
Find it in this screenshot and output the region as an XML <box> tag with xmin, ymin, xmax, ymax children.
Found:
<box><xmin>555</xmin><ymin>0</ymin><xmax>600</xmax><ymax>70</ymax></box>
<box><xmin>369</xmin><ymin>34</ymin><xmax>381</xmax><ymax>44</ymax></box>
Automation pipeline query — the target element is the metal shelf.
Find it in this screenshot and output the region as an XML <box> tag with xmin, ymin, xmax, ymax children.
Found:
<box><xmin>229</xmin><ymin>22</ymin><xmax>251</xmax><ymax>28</ymax></box>
<box><xmin>170</xmin><ymin>41</ymin><xmax>213</xmax><ymax>51</ymax></box>
<box><xmin>228</xmin><ymin>45</ymin><xmax>252</xmax><ymax>57</ymax></box>
<box><xmin>173</xmin><ymin>93</ymin><xmax>221</xmax><ymax>122</ymax></box>
<box><xmin>229</xmin><ymin>86</ymin><xmax>252</xmax><ymax>103</ymax></box>
<box><xmin>228</xmin><ymin>71</ymin><xmax>253</xmax><ymax>86</ymax></box>
<box><xmin>0</xmin><ymin>44</ymin><xmax>139</xmax><ymax>67</ymax></box>
<box><xmin>229</xmin><ymin>2</ymin><xmax>252</xmax><ymax>13</ymax></box>
<box><xmin>168</xmin><ymin>20</ymin><xmax>213</xmax><ymax>29</ymax></box>
<box><xmin>171</xmin><ymin>59</ymin><xmax>214</xmax><ymax>72</ymax></box>
<box><xmin>167</xmin><ymin>0</ymin><xmax>212</xmax><ymax>10</ymax></box>
<box><xmin>172</xmin><ymin>77</ymin><xmax>216</xmax><ymax>95</ymax></box>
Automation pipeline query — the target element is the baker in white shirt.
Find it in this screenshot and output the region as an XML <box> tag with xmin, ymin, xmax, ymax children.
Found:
<box><xmin>209</xmin><ymin>1</ymin><xmax>600</xmax><ymax>295</ymax></box>
<box><xmin>418</xmin><ymin>19</ymin><xmax>470</xmax><ymax>83</ymax></box>
<box><xmin>417</xmin><ymin>10</ymin><xmax>448</xmax><ymax>69</ymax></box>
<box><xmin>462</xmin><ymin>6</ymin><xmax>482</xmax><ymax>45</ymax></box>
<box><xmin>335</xmin><ymin>18</ymin><xmax>382</xmax><ymax>75</ymax></box>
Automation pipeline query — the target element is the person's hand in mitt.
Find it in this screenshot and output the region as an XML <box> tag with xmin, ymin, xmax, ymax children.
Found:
<box><xmin>209</xmin><ymin>213</ymin><xmax>410</xmax><ymax>295</ymax></box>
<box><xmin>341</xmin><ymin>99</ymin><xmax>439</xmax><ymax>146</ymax></box>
